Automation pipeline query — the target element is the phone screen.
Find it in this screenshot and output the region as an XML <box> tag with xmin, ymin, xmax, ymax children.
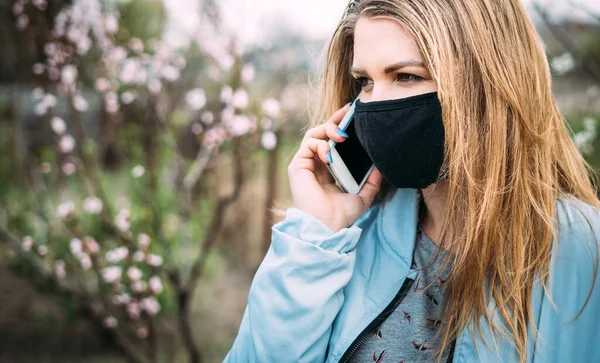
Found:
<box><xmin>335</xmin><ymin>116</ymin><xmax>373</xmax><ymax>185</ymax></box>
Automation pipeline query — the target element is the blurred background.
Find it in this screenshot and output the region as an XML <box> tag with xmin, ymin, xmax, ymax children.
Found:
<box><xmin>0</xmin><ymin>0</ymin><xmax>598</xmax><ymax>362</ymax></box>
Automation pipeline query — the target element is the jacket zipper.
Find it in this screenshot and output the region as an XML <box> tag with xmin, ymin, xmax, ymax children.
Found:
<box><xmin>338</xmin><ymin>277</ymin><xmax>414</xmax><ymax>363</ymax></box>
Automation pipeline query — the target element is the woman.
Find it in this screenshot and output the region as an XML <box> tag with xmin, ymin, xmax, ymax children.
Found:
<box><xmin>226</xmin><ymin>0</ymin><xmax>600</xmax><ymax>362</ymax></box>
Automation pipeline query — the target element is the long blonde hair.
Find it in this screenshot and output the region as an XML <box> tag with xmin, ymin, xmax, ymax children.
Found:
<box><xmin>313</xmin><ymin>0</ymin><xmax>600</xmax><ymax>360</ymax></box>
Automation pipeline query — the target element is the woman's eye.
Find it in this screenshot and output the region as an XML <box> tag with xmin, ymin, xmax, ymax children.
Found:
<box><xmin>355</xmin><ymin>77</ymin><xmax>373</xmax><ymax>89</ymax></box>
<box><xmin>396</xmin><ymin>73</ymin><xmax>423</xmax><ymax>83</ymax></box>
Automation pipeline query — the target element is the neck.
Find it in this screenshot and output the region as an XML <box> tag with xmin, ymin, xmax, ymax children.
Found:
<box><xmin>420</xmin><ymin>181</ymin><xmax>448</xmax><ymax>247</ymax></box>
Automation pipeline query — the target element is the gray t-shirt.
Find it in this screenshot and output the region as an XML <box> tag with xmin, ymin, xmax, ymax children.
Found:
<box><xmin>348</xmin><ymin>227</ymin><xmax>451</xmax><ymax>362</ymax></box>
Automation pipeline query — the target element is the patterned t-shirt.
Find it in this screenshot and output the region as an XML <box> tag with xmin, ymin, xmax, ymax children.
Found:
<box><xmin>348</xmin><ymin>227</ymin><xmax>451</xmax><ymax>362</ymax></box>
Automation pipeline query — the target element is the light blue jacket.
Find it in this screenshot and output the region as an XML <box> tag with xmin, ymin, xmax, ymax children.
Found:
<box><xmin>224</xmin><ymin>189</ymin><xmax>600</xmax><ymax>362</ymax></box>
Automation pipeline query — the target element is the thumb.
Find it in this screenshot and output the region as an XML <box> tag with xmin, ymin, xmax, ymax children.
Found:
<box><xmin>358</xmin><ymin>168</ymin><xmax>383</xmax><ymax>207</ymax></box>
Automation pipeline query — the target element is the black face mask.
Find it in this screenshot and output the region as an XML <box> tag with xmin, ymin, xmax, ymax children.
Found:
<box><xmin>353</xmin><ymin>92</ymin><xmax>445</xmax><ymax>189</ymax></box>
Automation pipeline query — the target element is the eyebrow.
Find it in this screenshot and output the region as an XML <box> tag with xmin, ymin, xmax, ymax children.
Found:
<box><xmin>351</xmin><ymin>60</ymin><xmax>425</xmax><ymax>75</ymax></box>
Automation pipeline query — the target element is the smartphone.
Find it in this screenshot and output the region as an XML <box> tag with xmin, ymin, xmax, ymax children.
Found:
<box><xmin>326</xmin><ymin>95</ymin><xmax>375</xmax><ymax>194</ymax></box>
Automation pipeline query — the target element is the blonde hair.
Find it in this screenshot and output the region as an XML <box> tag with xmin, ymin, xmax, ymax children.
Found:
<box><xmin>314</xmin><ymin>0</ymin><xmax>600</xmax><ymax>361</ymax></box>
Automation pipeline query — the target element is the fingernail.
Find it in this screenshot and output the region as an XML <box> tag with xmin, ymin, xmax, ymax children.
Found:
<box><xmin>336</xmin><ymin>128</ymin><xmax>349</xmax><ymax>138</ymax></box>
<box><xmin>327</xmin><ymin>152</ymin><xmax>333</xmax><ymax>164</ymax></box>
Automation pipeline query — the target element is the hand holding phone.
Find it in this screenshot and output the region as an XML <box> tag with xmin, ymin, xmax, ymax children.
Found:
<box><xmin>287</xmin><ymin>98</ymin><xmax>383</xmax><ymax>233</ymax></box>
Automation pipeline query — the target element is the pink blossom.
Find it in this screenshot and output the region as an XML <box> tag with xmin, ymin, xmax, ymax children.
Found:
<box><xmin>208</xmin><ymin>65</ymin><xmax>221</xmax><ymax>81</ymax></box>
<box><xmin>261</xmin><ymin>98</ymin><xmax>281</xmax><ymax>119</ymax></box>
<box><xmin>130</xmin><ymin>38</ymin><xmax>144</xmax><ymax>53</ymax></box>
<box><xmin>131</xmin><ymin>280</ymin><xmax>147</xmax><ymax>293</ymax></box>
<box><xmin>105</xmin><ymin>92</ymin><xmax>120</xmax><ymax>113</ymax></box>
<box><xmin>58</xmin><ymin>135</ymin><xmax>76</xmax><ymax>153</ymax></box>
<box><xmin>112</xmin><ymin>293</ymin><xmax>131</xmax><ymax>305</ymax></box>
<box><xmin>127</xmin><ymin>301</ymin><xmax>141</xmax><ymax>319</ymax></box>
<box><xmin>13</xmin><ymin>2</ymin><xmax>24</xmax><ymax>15</ymax></box>
<box><xmin>140</xmin><ymin>297</ymin><xmax>161</xmax><ymax>316</ymax></box>
<box><xmin>32</xmin><ymin>63</ymin><xmax>45</xmax><ymax>75</ymax></box>
<box><xmin>131</xmin><ymin>165</ymin><xmax>145</xmax><ymax>178</ymax></box>
<box><xmin>136</xmin><ymin>327</ymin><xmax>148</xmax><ymax>339</ymax></box>
<box><xmin>148</xmin><ymin>79</ymin><xmax>162</xmax><ymax>94</ymax></box>
<box><xmin>103</xmin><ymin>316</ymin><xmax>118</xmax><ymax>328</ymax></box>
<box><xmin>227</xmin><ymin>115</ymin><xmax>251</xmax><ymax>137</ymax></box>
<box><xmin>148</xmin><ymin>276</ymin><xmax>163</xmax><ymax>294</ymax></box>
<box><xmin>62</xmin><ymin>162</ymin><xmax>76</xmax><ymax>176</ymax></box>
<box><xmin>220</xmin><ymin>86</ymin><xmax>233</xmax><ymax>103</ymax></box>
<box><xmin>201</xmin><ymin>111</ymin><xmax>214</xmax><ymax>125</ymax></box>
<box><xmin>160</xmin><ymin>65</ymin><xmax>180</xmax><ymax>82</ymax></box>
<box><xmin>73</xmin><ymin>95</ymin><xmax>89</xmax><ymax>112</ymax></box>
<box><xmin>241</xmin><ymin>64</ymin><xmax>255</xmax><ymax>83</ymax></box>
<box><xmin>146</xmin><ymin>254</ymin><xmax>163</xmax><ymax>267</ymax></box>
<box><xmin>83</xmin><ymin>196</ymin><xmax>103</xmax><ymax>214</ymax></box>
<box><xmin>192</xmin><ymin>123</ymin><xmax>203</xmax><ymax>135</ymax></box>
<box><xmin>22</xmin><ymin>236</ymin><xmax>33</xmax><ymax>251</ymax></box>
<box><xmin>33</xmin><ymin>0</ymin><xmax>48</xmax><ymax>11</ymax></box>
<box><xmin>79</xmin><ymin>253</ymin><xmax>92</xmax><ymax>270</ymax></box>
<box><xmin>57</xmin><ymin>201</ymin><xmax>76</xmax><ymax>219</ymax></box>
<box><xmin>51</xmin><ymin>116</ymin><xmax>67</xmax><ymax>135</ymax></box>
<box><xmin>115</xmin><ymin>209</ymin><xmax>130</xmax><ymax>232</ymax></box>
<box><xmin>37</xmin><ymin>245</ymin><xmax>48</xmax><ymax>256</ymax></box>
<box><xmin>101</xmin><ymin>266</ymin><xmax>122</xmax><ymax>284</ymax></box>
<box><xmin>104</xmin><ymin>14</ymin><xmax>119</xmax><ymax>34</ymax></box>
<box><xmin>127</xmin><ymin>266</ymin><xmax>143</xmax><ymax>281</ymax></box>
<box><xmin>105</xmin><ymin>247</ymin><xmax>129</xmax><ymax>263</ymax></box>
<box><xmin>16</xmin><ymin>14</ymin><xmax>29</xmax><ymax>30</ymax></box>
<box><xmin>261</xmin><ymin>131</ymin><xmax>278</xmax><ymax>151</ymax></box>
<box><xmin>55</xmin><ymin>260</ymin><xmax>66</xmax><ymax>279</ymax></box>
<box><xmin>133</xmin><ymin>251</ymin><xmax>145</xmax><ymax>262</ymax></box>
<box><xmin>84</xmin><ymin>237</ymin><xmax>100</xmax><ymax>254</ymax></box>
<box><xmin>137</xmin><ymin>233</ymin><xmax>150</xmax><ymax>249</ymax></box>
<box><xmin>95</xmin><ymin>77</ymin><xmax>111</xmax><ymax>92</ymax></box>
<box><xmin>231</xmin><ymin>89</ymin><xmax>249</xmax><ymax>110</ymax></box>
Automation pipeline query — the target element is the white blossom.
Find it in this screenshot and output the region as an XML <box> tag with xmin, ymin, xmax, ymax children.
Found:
<box><xmin>148</xmin><ymin>276</ymin><xmax>163</xmax><ymax>294</ymax></box>
<box><xmin>160</xmin><ymin>65</ymin><xmax>180</xmax><ymax>82</ymax></box>
<box><xmin>79</xmin><ymin>253</ymin><xmax>92</xmax><ymax>270</ymax></box>
<box><xmin>201</xmin><ymin>111</ymin><xmax>214</xmax><ymax>125</ymax></box>
<box><xmin>58</xmin><ymin>135</ymin><xmax>76</xmax><ymax>153</ymax></box>
<box><xmin>261</xmin><ymin>131</ymin><xmax>278</xmax><ymax>150</ymax></box>
<box><xmin>241</xmin><ymin>64</ymin><xmax>255</xmax><ymax>83</ymax></box>
<box><xmin>115</xmin><ymin>209</ymin><xmax>131</xmax><ymax>232</ymax></box>
<box><xmin>83</xmin><ymin>196</ymin><xmax>103</xmax><ymax>215</ymax></box>
<box><xmin>121</xmin><ymin>91</ymin><xmax>136</xmax><ymax>104</ymax></box>
<box><xmin>551</xmin><ymin>53</ymin><xmax>575</xmax><ymax>76</ymax></box>
<box><xmin>262</xmin><ymin>98</ymin><xmax>281</xmax><ymax>118</ymax></box>
<box><xmin>51</xmin><ymin>116</ymin><xmax>67</xmax><ymax>135</ymax></box>
<box><xmin>32</xmin><ymin>63</ymin><xmax>45</xmax><ymax>75</ymax></box>
<box><xmin>85</xmin><ymin>237</ymin><xmax>100</xmax><ymax>254</ymax></box>
<box><xmin>231</xmin><ymin>89</ymin><xmax>249</xmax><ymax>110</ymax></box>
<box><xmin>73</xmin><ymin>94</ymin><xmax>89</xmax><ymax>112</ymax></box>
<box><xmin>57</xmin><ymin>201</ymin><xmax>76</xmax><ymax>219</ymax></box>
<box><xmin>22</xmin><ymin>236</ymin><xmax>33</xmax><ymax>251</ymax></box>
<box><xmin>186</xmin><ymin>88</ymin><xmax>207</xmax><ymax>110</ymax></box>
<box><xmin>140</xmin><ymin>296</ymin><xmax>161</xmax><ymax>316</ymax></box>
<box><xmin>95</xmin><ymin>77</ymin><xmax>111</xmax><ymax>92</ymax></box>
<box><xmin>70</xmin><ymin>238</ymin><xmax>83</xmax><ymax>256</ymax></box>
<box><xmin>131</xmin><ymin>280</ymin><xmax>147</xmax><ymax>293</ymax></box>
<box><xmin>104</xmin><ymin>14</ymin><xmax>119</xmax><ymax>34</ymax></box>
<box><xmin>127</xmin><ymin>266</ymin><xmax>143</xmax><ymax>281</ymax></box>
<box><xmin>61</xmin><ymin>65</ymin><xmax>78</xmax><ymax>84</ymax></box>
<box><xmin>101</xmin><ymin>266</ymin><xmax>123</xmax><ymax>284</ymax></box>
<box><xmin>55</xmin><ymin>260</ymin><xmax>66</xmax><ymax>279</ymax></box>
<box><xmin>137</xmin><ymin>233</ymin><xmax>150</xmax><ymax>249</ymax></box>
<box><xmin>133</xmin><ymin>251</ymin><xmax>146</xmax><ymax>262</ymax></box>
<box><xmin>220</xmin><ymin>86</ymin><xmax>233</xmax><ymax>103</ymax></box>
<box><xmin>103</xmin><ymin>316</ymin><xmax>118</xmax><ymax>328</ymax></box>
<box><xmin>131</xmin><ymin>165</ymin><xmax>145</xmax><ymax>178</ymax></box>
<box><xmin>37</xmin><ymin>245</ymin><xmax>48</xmax><ymax>256</ymax></box>
<box><xmin>105</xmin><ymin>246</ymin><xmax>129</xmax><ymax>264</ymax></box>
<box><xmin>146</xmin><ymin>254</ymin><xmax>163</xmax><ymax>267</ymax></box>
<box><xmin>62</xmin><ymin>162</ymin><xmax>76</xmax><ymax>176</ymax></box>
<box><xmin>127</xmin><ymin>301</ymin><xmax>141</xmax><ymax>319</ymax></box>
<box><xmin>148</xmin><ymin>79</ymin><xmax>162</xmax><ymax>94</ymax></box>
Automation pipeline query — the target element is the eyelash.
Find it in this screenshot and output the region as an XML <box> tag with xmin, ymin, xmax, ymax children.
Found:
<box><xmin>354</xmin><ymin>73</ymin><xmax>424</xmax><ymax>89</ymax></box>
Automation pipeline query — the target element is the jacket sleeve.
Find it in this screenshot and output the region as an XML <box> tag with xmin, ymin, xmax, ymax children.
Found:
<box><xmin>223</xmin><ymin>208</ymin><xmax>364</xmax><ymax>363</ymax></box>
<box><xmin>532</xmin><ymin>199</ymin><xmax>600</xmax><ymax>362</ymax></box>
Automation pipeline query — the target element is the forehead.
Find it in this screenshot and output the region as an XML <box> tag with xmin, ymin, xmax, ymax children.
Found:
<box><xmin>352</xmin><ymin>17</ymin><xmax>422</xmax><ymax>66</ymax></box>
